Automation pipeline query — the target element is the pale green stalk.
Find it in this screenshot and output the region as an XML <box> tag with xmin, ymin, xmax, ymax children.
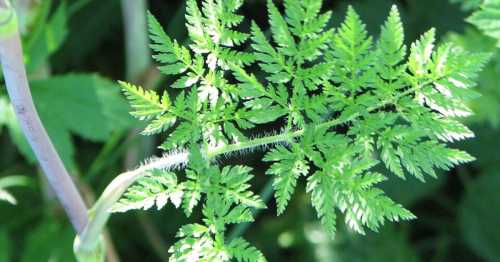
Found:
<box><xmin>74</xmin><ymin>151</ymin><xmax>189</xmax><ymax>260</ymax></box>
<box><xmin>0</xmin><ymin>0</ymin><xmax>88</xmax><ymax>233</ymax></box>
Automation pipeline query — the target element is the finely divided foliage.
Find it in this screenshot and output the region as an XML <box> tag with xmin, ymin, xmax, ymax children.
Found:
<box><xmin>116</xmin><ymin>0</ymin><xmax>487</xmax><ymax>260</ymax></box>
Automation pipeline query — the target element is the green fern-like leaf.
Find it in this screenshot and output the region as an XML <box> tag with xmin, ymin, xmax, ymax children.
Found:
<box><xmin>112</xmin><ymin>170</ymin><xmax>183</xmax><ymax>212</ymax></box>
<box><xmin>120</xmin><ymin>81</ymin><xmax>178</xmax><ymax>135</ymax></box>
<box><xmin>116</xmin><ymin>1</ymin><xmax>488</xmax><ymax>260</ymax></box>
<box><xmin>219</xmin><ymin>166</ymin><xmax>266</xmax><ymax>209</ymax></box>
<box><xmin>169</xmin><ymin>193</ymin><xmax>263</xmax><ymax>262</ymax></box>
<box><xmin>148</xmin><ymin>12</ymin><xmax>195</xmax><ymax>76</ymax></box>
<box><xmin>264</xmin><ymin>145</ymin><xmax>308</xmax><ymax>215</ymax></box>
<box><xmin>306</xmin><ymin>171</ymin><xmax>338</xmax><ymax>236</ymax></box>
<box><xmin>228</xmin><ymin>238</ymin><xmax>266</xmax><ymax>262</ymax></box>
<box><xmin>119</xmin><ymin>81</ymin><xmax>170</xmax><ymax>120</ymax></box>
<box><xmin>330</xmin><ymin>6</ymin><xmax>373</xmax><ymax>93</ymax></box>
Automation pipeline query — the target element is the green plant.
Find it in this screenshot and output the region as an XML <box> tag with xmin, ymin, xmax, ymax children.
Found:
<box><xmin>109</xmin><ymin>0</ymin><xmax>488</xmax><ymax>260</ymax></box>
<box><xmin>0</xmin><ymin>0</ymin><xmax>490</xmax><ymax>261</ymax></box>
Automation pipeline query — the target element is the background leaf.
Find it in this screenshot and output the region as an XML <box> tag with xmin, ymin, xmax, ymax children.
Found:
<box><xmin>0</xmin><ymin>229</ymin><xmax>9</xmax><ymax>262</ymax></box>
<box><xmin>459</xmin><ymin>173</ymin><xmax>500</xmax><ymax>261</ymax></box>
<box><xmin>2</xmin><ymin>74</ymin><xmax>134</xmax><ymax>170</ymax></box>
<box><xmin>20</xmin><ymin>219</ymin><xmax>76</xmax><ymax>262</ymax></box>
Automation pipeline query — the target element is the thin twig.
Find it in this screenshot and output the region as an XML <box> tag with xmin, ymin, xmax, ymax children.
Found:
<box><xmin>0</xmin><ymin>0</ymin><xmax>88</xmax><ymax>233</ymax></box>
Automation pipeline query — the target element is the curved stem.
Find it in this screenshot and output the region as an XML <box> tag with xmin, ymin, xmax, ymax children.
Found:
<box><xmin>76</xmin><ymin>151</ymin><xmax>189</xmax><ymax>255</ymax></box>
<box><xmin>0</xmin><ymin>1</ymin><xmax>88</xmax><ymax>233</ymax></box>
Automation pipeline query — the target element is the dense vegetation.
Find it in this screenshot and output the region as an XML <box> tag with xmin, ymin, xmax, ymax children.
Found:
<box><xmin>0</xmin><ymin>0</ymin><xmax>499</xmax><ymax>261</ymax></box>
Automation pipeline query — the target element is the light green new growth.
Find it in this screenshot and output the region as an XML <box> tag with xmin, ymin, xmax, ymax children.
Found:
<box><xmin>0</xmin><ymin>0</ymin><xmax>17</xmax><ymax>38</ymax></box>
<box><xmin>116</xmin><ymin>0</ymin><xmax>488</xmax><ymax>260</ymax></box>
<box><xmin>0</xmin><ymin>176</ymin><xmax>30</xmax><ymax>205</ymax></box>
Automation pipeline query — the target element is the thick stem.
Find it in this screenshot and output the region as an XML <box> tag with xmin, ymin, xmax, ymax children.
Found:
<box><xmin>0</xmin><ymin>1</ymin><xmax>88</xmax><ymax>233</ymax></box>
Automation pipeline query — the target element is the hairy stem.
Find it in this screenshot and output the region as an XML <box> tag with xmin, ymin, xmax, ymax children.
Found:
<box><xmin>0</xmin><ymin>1</ymin><xmax>88</xmax><ymax>233</ymax></box>
<box><xmin>210</xmin><ymin>82</ymin><xmax>425</xmax><ymax>157</ymax></box>
<box><xmin>208</xmin><ymin>131</ymin><xmax>298</xmax><ymax>157</ymax></box>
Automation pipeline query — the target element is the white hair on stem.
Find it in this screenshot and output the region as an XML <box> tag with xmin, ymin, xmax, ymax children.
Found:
<box><xmin>138</xmin><ymin>149</ymin><xmax>189</xmax><ymax>173</ymax></box>
<box><xmin>131</xmin><ymin>128</ymin><xmax>294</xmax><ymax>172</ymax></box>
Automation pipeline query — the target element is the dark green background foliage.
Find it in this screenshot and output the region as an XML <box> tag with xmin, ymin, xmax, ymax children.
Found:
<box><xmin>0</xmin><ymin>0</ymin><xmax>499</xmax><ymax>261</ymax></box>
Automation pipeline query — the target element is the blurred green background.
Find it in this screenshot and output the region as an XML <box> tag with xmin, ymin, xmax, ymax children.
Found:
<box><xmin>1</xmin><ymin>0</ymin><xmax>499</xmax><ymax>261</ymax></box>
